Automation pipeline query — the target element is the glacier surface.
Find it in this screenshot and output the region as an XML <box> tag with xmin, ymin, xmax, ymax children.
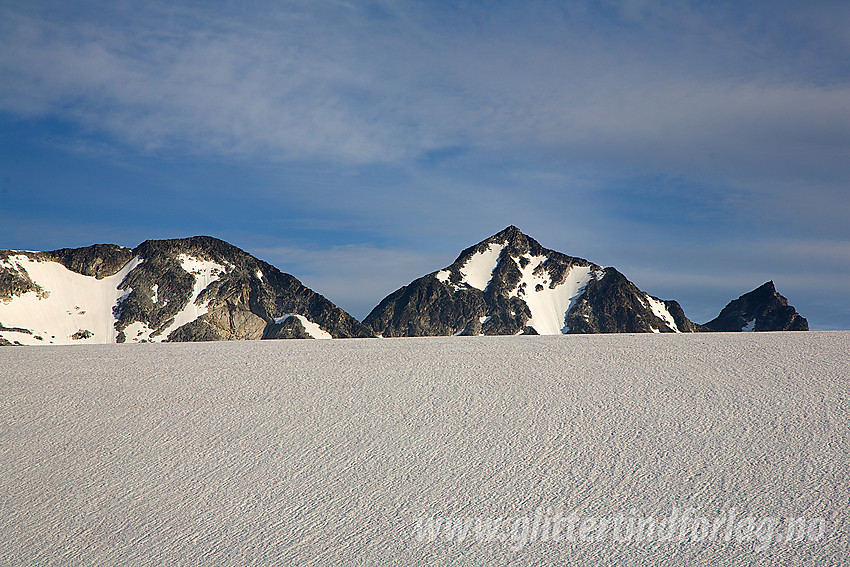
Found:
<box><xmin>1</xmin><ymin>332</ymin><xmax>847</xmax><ymax>565</ymax></box>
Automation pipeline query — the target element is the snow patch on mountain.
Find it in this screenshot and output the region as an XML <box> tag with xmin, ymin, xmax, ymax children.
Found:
<box><xmin>156</xmin><ymin>255</ymin><xmax>227</xmax><ymax>340</ymax></box>
<box><xmin>0</xmin><ymin>255</ymin><xmax>143</xmax><ymax>345</ymax></box>
<box><xmin>508</xmin><ymin>255</ymin><xmax>594</xmax><ymax>334</ymax></box>
<box><xmin>122</xmin><ymin>321</ymin><xmax>158</xmax><ymax>343</ymax></box>
<box><xmin>460</xmin><ymin>243</ymin><xmax>504</xmax><ymax>290</ymax></box>
<box><xmin>274</xmin><ymin>314</ymin><xmax>333</xmax><ymax>339</ymax></box>
<box><xmin>642</xmin><ymin>293</ymin><xmax>681</xmax><ymax>333</ymax></box>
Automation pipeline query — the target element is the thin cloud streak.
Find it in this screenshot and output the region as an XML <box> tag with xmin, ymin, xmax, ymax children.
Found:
<box><xmin>2</xmin><ymin>1</ymin><xmax>848</xmax><ymax>178</ymax></box>
<box><xmin>1</xmin><ymin>1</ymin><xmax>848</xmax><ymax>328</ymax></box>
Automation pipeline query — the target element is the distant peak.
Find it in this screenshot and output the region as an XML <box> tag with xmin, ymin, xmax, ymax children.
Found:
<box><xmin>747</xmin><ymin>281</ymin><xmax>779</xmax><ymax>299</ymax></box>
<box><xmin>485</xmin><ymin>225</ymin><xmax>529</xmax><ymax>246</ymax></box>
<box><xmin>496</xmin><ymin>225</ymin><xmax>523</xmax><ymax>237</ymax></box>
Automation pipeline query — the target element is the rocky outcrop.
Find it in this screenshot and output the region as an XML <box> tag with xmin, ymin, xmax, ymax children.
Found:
<box><xmin>262</xmin><ymin>316</ymin><xmax>313</xmax><ymax>340</ymax></box>
<box><xmin>704</xmin><ymin>281</ymin><xmax>808</xmax><ymax>332</ymax></box>
<box><xmin>365</xmin><ymin>226</ymin><xmax>698</xmax><ymax>336</ymax></box>
<box><xmin>0</xmin><ymin>252</ymin><xmax>43</xmax><ymax>300</ymax></box>
<box><xmin>45</xmin><ymin>244</ymin><xmax>134</xmax><ymax>279</ymax></box>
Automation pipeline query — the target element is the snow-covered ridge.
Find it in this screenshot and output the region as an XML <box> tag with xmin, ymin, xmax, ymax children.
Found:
<box><xmin>429</xmin><ymin>240</ymin><xmax>608</xmax><ymax>335</ymax></box>
<box><xmin>0</xmin><ymin>253</ymin><xmax>236</xmax><ymax>345</ymax></box>
<box><xmin>0</xmin><ymin>255</ymin><xmax>142</xmax><ymax>345</ymax></box>
<box><xmin>2</xmin><ymin>237</ymin><xmax>377</xmax><ymax>344</ymax></box>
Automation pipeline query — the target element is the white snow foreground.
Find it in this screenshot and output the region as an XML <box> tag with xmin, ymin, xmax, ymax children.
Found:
<box><xmin>1</xmin><ymin>332</ymin><xmax>847</xmax><ymax>566</ymax></box>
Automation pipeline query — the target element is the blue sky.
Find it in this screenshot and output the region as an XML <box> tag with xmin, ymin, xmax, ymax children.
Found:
<box><xmin>1</xmin><ymin>0</ymin><xmax>849</xmax><ymax>328</ymax></box>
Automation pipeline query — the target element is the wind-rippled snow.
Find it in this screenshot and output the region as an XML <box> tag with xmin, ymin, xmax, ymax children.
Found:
<box><xmin>1</xmin><ymin>332</ymin><xmax>847</xmax><ymax>565</ymax></box>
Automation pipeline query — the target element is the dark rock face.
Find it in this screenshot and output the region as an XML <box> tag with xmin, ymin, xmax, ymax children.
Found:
<box><xmin>365</xmin><ymin>226</ymin><xmax>698</xmax><ymax>336</ymax></box>
<box><xmin>165</xmin><ymin>319</ymin><xmax>223</xmax><ymax>342</ymax></box>
<box><xmin>262</xmin><ymin>316</ymin><xmax>313</xmax><ymax>339</ymax></box>
<box><xmin>365</xmin><ymin>276</ymin><xmax>487</xmax><ymax>337</ymax></box>
<box><xmin>0</xmin><ymin>251</ymin><xmax>43</xmax><ymax>300</ymax></box>
<box><xmin>45</xmin><ymin>244</ymin><xmax>134</xmax><ymax>279</ymax></box>
<box><xmin>565</xmin><ymin>269</ymin><xmax>661</xmax><ymax>333</ymax></box>
<box><xmin>704</xmin><ymin>281</ymin><xmax>808</xmax><ymax>332</ymax></box>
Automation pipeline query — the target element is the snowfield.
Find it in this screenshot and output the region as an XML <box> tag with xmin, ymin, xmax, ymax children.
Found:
<box><xmin>1</xmin><ymin>332</ymin><xmax>847</xmax><ymax>565</ymax></box>
<box><xmin>0</xmin><ymin>255</ymin><xmax>143</xmax><ymax>345</ymax></box>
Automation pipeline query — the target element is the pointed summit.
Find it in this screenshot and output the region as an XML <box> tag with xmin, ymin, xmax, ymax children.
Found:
<box><xmin>488</xmin><ymin>225</ymin><xmax>525</xmax><ymax>244</ymax></box>
<box><xmin>705</xmin><ymin>281</ymin><xmax>808</xmax><ymax>332</ymax></box>
<box><xmin>364</xmin><ymin>227</ymin><xmax>696</xmax><ymax>336</ymax></box>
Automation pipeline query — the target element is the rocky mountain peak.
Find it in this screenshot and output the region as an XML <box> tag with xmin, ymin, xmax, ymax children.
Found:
<box><xmin>364</xmin><ymin>226</ymin><xmax>692</xmax><ymax>336</ymax></box>
<box><xmin>704</xmin><ymin>281</ymin><xmax>808</xmax><ymax>332</ymax></box>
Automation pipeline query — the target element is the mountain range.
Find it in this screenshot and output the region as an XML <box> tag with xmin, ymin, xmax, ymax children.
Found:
<box><xmin>0</xmin><ymin>227</ymin><xmax>807</xmax><ymax>345</ymax></box>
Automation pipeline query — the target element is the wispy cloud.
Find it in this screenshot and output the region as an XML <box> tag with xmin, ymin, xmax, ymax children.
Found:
<box><xmin>2</xmin><ymin>0</ymin><xmax>848</xmax><ymax>327</ymax></box>
<box><xmin>3</xmin><ymin>1</ymin><xmax>848</xmax><ymax>175</ymax></box>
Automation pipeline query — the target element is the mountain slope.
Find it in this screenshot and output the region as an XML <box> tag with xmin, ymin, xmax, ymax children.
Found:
<box><xmin>0</xmin><ymin>237</ymin><xmax>373</xmax><ymax>345</ymax></box>
<box><xmin>364</xmin><ymin>226</ymin><xmax>699</xmax><ymax>336</ymax></box>
<box><xmin>704</xmin><ymin>281</ymin><xmax>808</xmax><ymax>332</ymax></box>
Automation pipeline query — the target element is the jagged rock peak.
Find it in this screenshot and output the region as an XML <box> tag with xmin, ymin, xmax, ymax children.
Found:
<box><xmin>704</xmin><ymin>281</ymin><xmax>808</xmax><ymax>332</ymax></box>
<box><xmin>459</xmin><ymin>225</ymin><xmax>553</xmax><ymax>259</ymax></box>
<box><xmin>364</xmin><ymin>226</ymin><xmax>695</xmax><ymax>337</ymax></box>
